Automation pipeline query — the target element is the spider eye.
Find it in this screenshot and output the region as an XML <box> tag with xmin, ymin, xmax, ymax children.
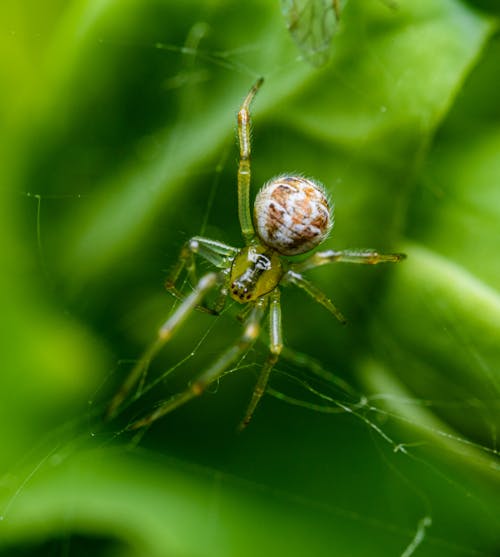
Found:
<box><xmin>253</xmin><ymin>175</ymin><xmax>333</xmax><ymax>256</ymax></box>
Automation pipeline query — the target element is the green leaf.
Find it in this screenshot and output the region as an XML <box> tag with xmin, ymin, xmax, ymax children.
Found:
<box><xmin>1</xmin><ymin>0</ymin><xmax>499</xmax><ymax>556</ymax></box>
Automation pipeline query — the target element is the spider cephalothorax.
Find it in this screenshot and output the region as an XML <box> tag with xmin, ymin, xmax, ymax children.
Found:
<box><xmin>107</xmin><ymin>78</ymin><xmax>405</xmax><ymax>430</ymax></box>
<box><xmin>229</xmin><ymin>245</ymin><xmax>283</xmax><ymax>303</ymax></box>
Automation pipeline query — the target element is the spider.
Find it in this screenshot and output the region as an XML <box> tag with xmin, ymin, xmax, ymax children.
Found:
<box><xmin>107</xmin><ymin>78</ymin><xmax>405</xmax><ymax>430</ymax></box>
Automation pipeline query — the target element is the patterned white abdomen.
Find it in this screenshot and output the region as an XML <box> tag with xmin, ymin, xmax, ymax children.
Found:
<box><xmin>253</xmin><ymin>175</ymin><xmax>333</xmax><ymax>255</ymax></box>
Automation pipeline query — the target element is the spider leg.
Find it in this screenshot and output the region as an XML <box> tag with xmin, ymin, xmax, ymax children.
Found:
<box><xmin>291</xmin><ymin>249</ymin><xmax>406</xmax><ymax>274</ymax></box>
<box><xmin>280</xmin><ymin>346</ymin><xmax>359</xmax><ymax>398</ymax></box>
<box><xmin>285</xmin><ymin>270</ymin><xmax>347</xmax><ymax>324</ymax></box>
<box><xmin>239</xmin><ymin>289</ymin><xmax>282</xmax><ymax>430</ymax></box>
<box><xmin>106</xmin><ymin>272</ymin><xmax>222</xmax><ymax>420</ymax></box>
<box><xmin>166</xmin><ymin>236</ymin><xmax>237</xmax><ymax>314</ymax></box>
<box><xmin>237</xmin><ymin>78</ymin><xmax>263</xmax><ymax>244</ymax></box>
<box><xmin>128</xmin><ymin>297</ymin><xmax>268</xmax><ymax>430</ymax></box>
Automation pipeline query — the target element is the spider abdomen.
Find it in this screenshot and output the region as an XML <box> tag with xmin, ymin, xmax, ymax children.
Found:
<box><xmin>253</xmin><ymin>176</ymin><xmax>333</xmax><ymax>256</ymax></box>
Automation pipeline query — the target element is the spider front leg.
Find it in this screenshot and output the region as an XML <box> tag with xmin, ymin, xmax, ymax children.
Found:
<box><xmin>106</xmin><ymin>271</ymin><xmax>222</xmax><ymax>420</ymax></box>
<box><xmin>285</xmin><ymin>270</ymin><xmax>347</xmax><ymax>324</ymax></box>
<box><xmin>128</xmin><ymin>297</ymin><xmax>268</xmax><ymax>430</ymax></box>
<box><xmin>237</xmin><ymin>77</ymin><xmax>263</xmax><ymax>244</ymax></box>
<box><xmin>292</xmin><ymin>249</ymin><xmax>406</xmax><ymax>273</ymax></box>
<box><xmin>166</xmin><ymin>236</ymin><xmax>238</xmax><ymax>314</ymax></box>
<box><xmin>239</xmin><ymin>289</ymin><xmax>283</xmax><ymax>430</ymax></box>
<box><xmin>285</xmin><ymin>248</ymin><xmax>406</xmax><ymax>324</ymax></box>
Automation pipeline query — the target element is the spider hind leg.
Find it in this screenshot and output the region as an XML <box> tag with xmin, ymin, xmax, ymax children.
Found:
<box><xmin>106</xmin><ymin>271</ymin><xmax>222</xmax><ymax>420</ymax></box>
<box><xmin>165</xmin><ymin>236</ymin><xmax>238</xmax><ymax>315</ymax></box>
<box><xmin>239</xmin><ymin>289</ymin><xmax>282</xmax><ymax>430</ymax></box>
<box><xmin>128</xmin><ymin>297</ymin><xmax>268</xmax><ymax>430</ymax></box>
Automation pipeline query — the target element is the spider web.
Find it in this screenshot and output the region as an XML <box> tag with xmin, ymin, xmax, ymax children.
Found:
<box><xmin>1</xmin><ymin>1</ymin><xmax>499</xmax><ymax>556</ymax></box>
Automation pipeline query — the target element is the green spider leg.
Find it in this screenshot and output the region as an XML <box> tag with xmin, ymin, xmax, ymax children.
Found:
<box><xmin>106</xmin><ymin>238</ymin><xmax>237</xmax><ymax>420</ymax></box>
<box><xmin>106</xmin><ymin>271</ymin><xmax>223</xmax><ymax>420</ymax></box>
<box><xmin>237</xmin><ymin>77</ymin><xmax>263</xmax><ymax>244</ymax></box>
<box><xmin>285</xmin><ymin>270</ymin><xmax>347</xmax><ymax>324</ymax></box>
<box><xmin>291</xmin><ymin>249</ymin><xmax>406</xmax><ymax>273</ymax></box>
<box><xmin>239</xmin><ymin>288</ymin><xmax>283</xmax><ymax>430</ymax></box>
<box><xmin>106</xmin><ymin>79</ymin><xmax>271</xmax><ymax>426</ymax></box>
<box><xmin>285</xmin><ymin>249</ymin><xmax>405</xmax><ymax>324</ymax></box>
<box><xmin>165</xmin><ymin>236</ymin><xmax>238</xmax><ymax>314</ymax></box>
<box><xmin>128</xmin><ymin>296</ymin><xmax>268</xmax><ymax>430</ymax></box>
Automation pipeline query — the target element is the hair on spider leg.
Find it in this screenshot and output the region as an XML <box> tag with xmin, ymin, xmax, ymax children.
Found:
<box><xmin>106</xmin><ymin>78</ymin><xmax>405</xmax><ymax>431</ymax></box>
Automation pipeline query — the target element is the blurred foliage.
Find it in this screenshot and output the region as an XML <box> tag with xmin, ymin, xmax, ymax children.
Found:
<box><xmin>1</xmin><ymin>0</ymin><xmax>499</xmax><ymax>555</ymax></box>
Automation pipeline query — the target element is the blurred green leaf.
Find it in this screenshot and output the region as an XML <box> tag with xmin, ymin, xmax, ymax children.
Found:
<box><xmin>1</xmin><ymin>0</ymin><xmax>499</xmax><ymax>556</ymax></box>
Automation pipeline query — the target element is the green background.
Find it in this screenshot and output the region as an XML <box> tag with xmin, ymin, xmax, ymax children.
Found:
<box><xmin>1</xmin><ymin>0</ymin><xmax>499</xmax><ymax>555</ymax></box>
